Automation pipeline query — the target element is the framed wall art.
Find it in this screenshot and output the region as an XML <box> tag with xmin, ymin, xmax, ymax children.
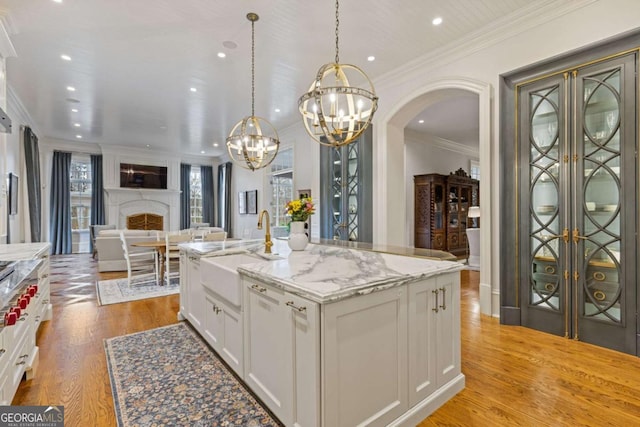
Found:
<box><xmin>247</xmin><ymin>190</ymin><xmax>258</xmax><ymax>214</ymax></box>
<box><xmin>238</xmin><ymin>191</ymin><xmax>246</xmax><ymax>214</ymax></box>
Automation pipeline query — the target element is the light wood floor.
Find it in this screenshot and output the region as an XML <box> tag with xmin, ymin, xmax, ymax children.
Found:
<box><xmin>12</xmin><ymin>254</ymin><xmax>640</xmax><ymax>426</ymax></box>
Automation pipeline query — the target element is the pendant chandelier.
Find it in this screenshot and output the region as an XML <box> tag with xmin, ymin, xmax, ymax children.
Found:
<box><xmin>226</xmin><ymin>13</ymin><xmax>280</xmax><ymax>171</ymax></box>
<box><xmin>298</xmin><ymin>0</ymin><xmax>378</xmax><ymax>147</ymax></box>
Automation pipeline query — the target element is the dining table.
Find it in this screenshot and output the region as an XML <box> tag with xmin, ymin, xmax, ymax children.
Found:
<box><xmin>131</xmin><ymin>240</ymin><xmax>179</xmax><ymax>285</ymax></box>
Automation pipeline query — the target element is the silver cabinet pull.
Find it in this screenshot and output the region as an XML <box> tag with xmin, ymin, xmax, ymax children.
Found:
<box><xmin>439</xmin><ymin>287</ymin><xmax>447</xmax><ymax>310</ymax></box>
<box><xmin>432</xmin><ymin>289</ymin><xmax>439</xmax><ymax>313</ymax></box>
<box><xmin>212</xmin><ymin>304</ymin><xmax>222</xmax><ymax>314</ymax></box>
<box><xmin>286</xmin><ymin>301</ymin><xmax>307</xmax><ymax>312</ymax></box>
<box><xmin>251</xmin><ymin>284</ymin><xmax>267</xmax><ymax>293</ymax></box>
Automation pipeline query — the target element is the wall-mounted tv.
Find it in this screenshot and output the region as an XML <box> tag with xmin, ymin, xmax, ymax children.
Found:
<box><xmin>120</xmin><ymin>163</ymin><xmax>167</xmax><ymax>189</ymax></box>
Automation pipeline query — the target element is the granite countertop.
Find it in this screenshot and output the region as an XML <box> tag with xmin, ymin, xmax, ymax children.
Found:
<box><xmin>236</xmin><ymin>243</ymin><xmax>463</xmax><ymax>304</ymax></box>
<box><xmin>0</xmin><ymin>242</ymin><xmax>50</xmax><ymax>261</ymax></box>
<box><xmin>179</xmin><ymin>239</ymin><xmax>269</xmax><ymax>257</ymax></box>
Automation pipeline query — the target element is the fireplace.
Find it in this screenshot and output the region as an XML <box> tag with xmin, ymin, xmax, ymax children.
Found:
<box><xmin>104</xmin><ymin>188</ymin><xmax>180</xmax><ymax>231</ymax></box>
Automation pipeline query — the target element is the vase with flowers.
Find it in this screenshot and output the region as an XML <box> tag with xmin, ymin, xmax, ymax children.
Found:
<box><xmin>285</xmin><ymin>196</ymin><xmax>315</xmax><ymax>251</ymax></box>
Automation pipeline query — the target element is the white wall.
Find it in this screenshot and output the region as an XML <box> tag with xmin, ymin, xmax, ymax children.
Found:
<box><xmin>228</xmin><ymin>121</ymin><xmax>321</xmax><ymax>240</ymax></box>
<box><xmin>404</xmin><ymin>129</ymin><xmax>479</xmax><ymax>246</ymax></box>
<box><xmin>373</xmin><ymin>0</ymin><xmax>640</xmax><ymax>317</ymax></box>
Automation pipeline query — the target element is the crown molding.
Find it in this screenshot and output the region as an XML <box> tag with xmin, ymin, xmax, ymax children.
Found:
<box><xmin>375</xmin><ymin>0</ymin><xmax>597</xmax><ymax>91</ymax></box>
<box><xmin>7</xmin><ymin>85</ymin><xmax>37</xmax><ymax>134</ymax></box>
<box><xmin>405</xmin><ymin>128</ymin><xmax>479</xmax><ymax>157</ymax></box>
<box><xmin>0</xmin><ymin>9</ymin><xmax>16</xmax><ymax>59</ymax></box>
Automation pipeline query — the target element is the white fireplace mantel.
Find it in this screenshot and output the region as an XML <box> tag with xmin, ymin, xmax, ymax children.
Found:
<box><xmin>104</xmin><ymin>186</ymin><xmax>181</xmax><ymax>231</ymax></box>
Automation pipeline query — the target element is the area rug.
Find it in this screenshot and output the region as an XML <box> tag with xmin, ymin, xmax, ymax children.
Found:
<box><xmin>96</xmin><ymin>275</ymin><xmax>180</xmax><ymax>306</ymax></box>
<box><xmin>105</xmin><ymin>322</ymin><xmax>281</xmax><ymax>427</ymax></box>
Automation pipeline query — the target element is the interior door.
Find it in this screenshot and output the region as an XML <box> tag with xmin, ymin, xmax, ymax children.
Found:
<box><xmin>520</xmin><ymin>53</ymin><xmax>637</xmax><ymax>354</ymax></box>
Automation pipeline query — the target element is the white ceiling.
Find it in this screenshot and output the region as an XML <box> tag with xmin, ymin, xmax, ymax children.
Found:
<box><xmin>0</xmin><ymin>0</ymin><xmax>538</xmax><ymax>157</ymax></box>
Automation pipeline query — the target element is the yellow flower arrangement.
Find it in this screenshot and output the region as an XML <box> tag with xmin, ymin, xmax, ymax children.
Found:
<box><xmin>285</xmin><ymin>196</ymin><xmax>315</xmax><ymax>222</ymax></box>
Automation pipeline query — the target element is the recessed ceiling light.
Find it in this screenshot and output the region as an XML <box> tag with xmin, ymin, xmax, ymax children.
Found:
<box><xmin>432</xmin><ymin>17</ymin><xmax>443</xmax><ymax>26</ymax></box>
<box><xmin>52</xmin><ymin>0</ymin><xmax>62</xmax><ymax>3</ymax></box>
<box><xmin>75</xmin><ymin>135</ymin><xmax>82</xmax><ymax>139</ymax></box>
<box><xmin>200</xmin><ymin>150</ymin><xmax>205</xmax><ymax>154</ymax></box>
<box><xmin>71</xmin><ymin>108</ymin><xmax>78</xmax><ymax>112</ymax></box>
<box><xmin>217</xmin><ymin>52</ymin><xmax>226</xmax><ymax>58</ymax></box>
<box><xmin>418</xmin><ymin>119</ymin><xmax>425</xmax><ymax>124</ymax></box>
<box><xmin>213</xmin><ymin>143</ymin><xmax>219</xmax><ymax>147</ymax></box>
<box><xmin>60</xmin><ymin>54</ymin><xmax>71</xmax><ymax>61</ymax></box>
<box><xmin>66</xmin><ymin>86</ymin><xmax>75</xmax><ymax>92</ymax></box>
<box><xmin>367</xmin><ymin>56</ymin><xmax>375</xmax><ymax>62</ymax></box>
<box><xmin>74</xmin><ymin>123</ymin><xmax>81</xmax><ymax>127</ymax></box>
<box><xmin>274</xmin><ymin>108</ymin><xmax>280</xmax><ymax>113</ymax></box>
<box><xmin>190</xmin><ymin>87</ymin><xmax>197</xmax><ymax>92</ymax></box>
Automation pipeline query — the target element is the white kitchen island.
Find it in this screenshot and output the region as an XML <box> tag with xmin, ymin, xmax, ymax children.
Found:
<box><xmin>179</xmin><ymin>240</ymin><xmax>464</xmax><ymax>427</ymax></box>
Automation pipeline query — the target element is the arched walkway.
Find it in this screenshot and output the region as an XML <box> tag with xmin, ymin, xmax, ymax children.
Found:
<box><xmin>373</xmin><ymin>77</ymin><xmax>496</xmax><ymax>316</ymax></box>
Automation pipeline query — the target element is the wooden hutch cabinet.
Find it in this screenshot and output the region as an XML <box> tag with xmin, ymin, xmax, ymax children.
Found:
<box><xmin>414</xmin><ymin>169</ymin><xmax>478</xmax><ymax>257</ymax></box>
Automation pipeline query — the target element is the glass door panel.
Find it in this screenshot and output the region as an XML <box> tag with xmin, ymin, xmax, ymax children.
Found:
<box><xmin>529</xmin><ymin>84</ymin><xmax>562</xmax><ymax>311</ymax></box>
<box><xmin>578</xmin><ymin>66</ymin><xmax>623</xmax><ymax>325</ymax></box>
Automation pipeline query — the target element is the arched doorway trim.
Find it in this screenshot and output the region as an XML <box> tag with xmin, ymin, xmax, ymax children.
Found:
<box><xmin>374</xmin><ymin>76</ymin><xmax>496</xmax><ymax>317</ymax></box>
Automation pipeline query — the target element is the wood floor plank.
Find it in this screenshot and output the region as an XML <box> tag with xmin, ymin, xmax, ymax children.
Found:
<box><xmin>10</xmin><ymin>256</ymin><xmax>640</xmax><ymax>426</ymax></box>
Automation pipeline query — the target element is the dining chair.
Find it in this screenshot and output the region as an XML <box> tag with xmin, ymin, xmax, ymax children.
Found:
<box><xmin>202</xmin><ymin>231</ymin><xmax>227</xmax><ymax>241</ymax></box>
<box><xmin>119</xmin><ymin>232</ymin><xmax>158</xmax><ymax>287</ymax></box>
<box><xmin>164</xmin><ymin>232</ymin><xmax>192</xmax><ymax>281</ymax></box>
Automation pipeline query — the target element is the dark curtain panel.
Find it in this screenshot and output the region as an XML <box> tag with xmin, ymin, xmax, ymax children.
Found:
<box><xmin>200</xmin><ymin>165</ymin><xmax>214</xmax><ymax>225</ymax></box>
<box><xmin>180</xmin><ymin>163</ymin><xmax>191</xmax><ymax>230</ymax></box>
<box><xmin>217</xmin><ymin>162</ymin><xmax>232</xmax><ymax>236</ymax></box>
<box><xmin>50</xmin><ymin>151</ymin><xmax>72</xmax><ymax>254</ymax></box>
<box><xmin>89</xmin><ymin>155</ymin><xmax>105</xmax><ymax>253</ymax></box>
<box><xmin>23</xmin><ymin>127</ymin><xmax>42</xmax><ymax>241</ymax></box>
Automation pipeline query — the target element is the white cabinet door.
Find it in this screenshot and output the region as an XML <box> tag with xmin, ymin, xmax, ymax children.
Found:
<box><xmin>187</xmin><ymin>256</ymin><xmax>205</xmax><ymax>331</ymax></box>
<box><xmin>204</xmin><ymin>291</ymin><xmax>244</xmax><ymax>378</ymax></box>
<box><xmin>407</xmin><ymin>277</ymin><xmax>438</xmax><ymax>406</ymax></box>
<box><xmin>179</xmin><ymin>251</ymin><xmax>189</xmax><ymax>319</ymax></box>
<box><xmin>322</xmin><ymin>286</ymin><xmax>408</xmax><ymax>427</ymax></box>
<box><xmin>243</xmin><ymin>280</ymin><xmax>292</xmax><ymax>425</ymax></box>
<box><xmin>204</xmin><ymin>293</ymin><xmax>224</xmax><ymax>350</ymax></box>
<box><xmin>435</xmin><ymin>273</ymin><xmax>461</xmax><ymax>387</ymax></box>
<box><xmin>286</xmin><ymin>292</ymin><xmax>320</xmax><ymax>427</ymax></box>
<box><xmin>408</xmin><ymin>274</ymin><xmax>461</xmax><ymax>407</ymax></box>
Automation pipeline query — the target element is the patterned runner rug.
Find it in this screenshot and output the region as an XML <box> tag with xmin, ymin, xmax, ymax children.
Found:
<box><xmin>96</xmin><ymin>275</ymin><xmax>179</xmax><ymax>305</ymax></box>
<box><xmin>104</xmin><ymin>322</ymin><xmax>281</xmax><ymax>427</ymax></box>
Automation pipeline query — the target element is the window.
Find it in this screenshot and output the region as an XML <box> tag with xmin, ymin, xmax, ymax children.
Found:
<box><xmin>190</xmin><ymin>167</ymin><xmax>203</xmax><ymax>224</ymax></box>
<box><xmin>268</xmin><ymin>148</ymin><xmax>293</xmax><ymax>227</ymax></box>
<box><xmin>70</xmin><ymin>155</ymin><xmax>92</xmax><ymax>231</ymax></box>
<box><xmin>470</xmin><ymin>160</ymin><xmax>480</xmax><ymax>181</ymax></box>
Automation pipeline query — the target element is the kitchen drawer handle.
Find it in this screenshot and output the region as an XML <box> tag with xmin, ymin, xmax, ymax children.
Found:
<box><xmin>20</xmin><ymin>354</ymin><xmax>29</xmax><ymax>359</ymax></box>
<box><xmin>432</xmin><ymin>289</ymin><xmax>439</xmax><ymax>313</ymax></box>
<box><xmin>286</xmin><ymin>301</ymin><xmax>307</xmax><ymax>312</ymax></box>
<box><xmin>212</xmin><ymin>305</ymin><xmax>222</xmax><ymax>314</ymax></box>
<box><xmin>41</xmin><ymin>273</ymin><xmax>49</xmax><ymax>278</ymax></box>
<box><xmin>16</xmin><ymin>361</ymin><xmax>26</xmax><ymax>366</ymax></box>
<box><xmin>251</xmin><ymin>284</ymin><xmax>267</xmax><ymax>293</ymax></box>
<box><xmin>439</xmin><ymin>287</ymin><xmax>447</xmax><ymax>310</ymax></box>
<box><xmin>593</xmin><ymin>271</ymin><xmax>606</xmax><ymax>281</ymax></box>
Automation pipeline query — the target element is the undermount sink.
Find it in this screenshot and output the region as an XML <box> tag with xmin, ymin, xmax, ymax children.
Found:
<box><xmin>200</xmin><ymin>253</ymin><xmax>264</xmax><ymax>307</ymax></box>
